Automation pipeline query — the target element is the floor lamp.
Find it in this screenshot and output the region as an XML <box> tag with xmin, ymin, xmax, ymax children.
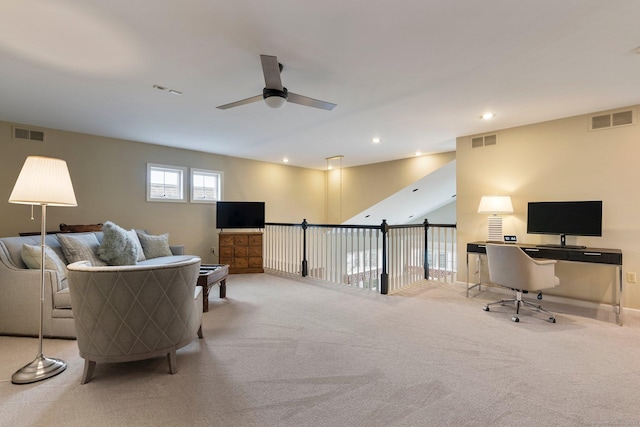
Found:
<box><xmin>9</xmin><ymin>156</ymin><xmax>77</xmax><ymax>384</ymax></box>
<box><xmin>477</xmin><ymin>195</ymin><xmax>513</xmax><ymax>242</ymax></box>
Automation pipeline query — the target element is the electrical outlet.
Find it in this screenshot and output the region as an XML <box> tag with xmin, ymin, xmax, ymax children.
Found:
<box><xmin>626</xmin><ymin>272</ymin><xmax>636</xmax><ymax>283</ymax></box>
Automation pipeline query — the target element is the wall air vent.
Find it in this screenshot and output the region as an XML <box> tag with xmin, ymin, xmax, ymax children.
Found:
<box><xmin>471</xmin><ymin>134</ymin><xmax>497</xmax><ymax>149</ymax></box>
<box><xmin>13</xmin><ymin>126</ymin><xmax>45</xmax><ymax>142</ymax></box>
<box><xmin>589</xmin><ymin>109</ymin><xmax>635</xmax><ymax>131</ymax></box>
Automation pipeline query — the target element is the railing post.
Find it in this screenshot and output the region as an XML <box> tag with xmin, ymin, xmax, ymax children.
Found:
<box><xmin>301</xmin><ymin>219</ymin><xmax>308</xmax><ymax>277</ymax></box>
<box><xmin>423</xmin><ymin>219</ymin><xmax>430</xmax><ymax>280</ymax></box>
<box><xmin>380</xmin><ymin>219</ymin><xmax>389</xmax><ymax>294</ymax></box>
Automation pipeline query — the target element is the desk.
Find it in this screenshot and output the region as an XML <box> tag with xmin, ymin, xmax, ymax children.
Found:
<box><xmin>466</xmin><ymin>242</ymin><xmax>623</xmax><ymax>324</ymax></box>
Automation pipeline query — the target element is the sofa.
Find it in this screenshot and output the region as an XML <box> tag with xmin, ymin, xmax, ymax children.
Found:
<box><xmin>0</xmin><ymin>230</ymin><xmax>192</xmax><ymax>338</ymax></box>
<box><xmin>67</xmin><ymin>257</ymin><xmax>203</xmax><ymax>384</ymax></box>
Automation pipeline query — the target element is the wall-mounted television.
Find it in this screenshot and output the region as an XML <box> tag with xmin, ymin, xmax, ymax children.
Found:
<box><xmin>216</xmin><ymin>201</ymin><xmax>265</xmax><ymax>229</ymax></box>
<box><xmin>527</xmin><ymin>200</ymin><xmax>602</xmax><ymax>248</ymax></box>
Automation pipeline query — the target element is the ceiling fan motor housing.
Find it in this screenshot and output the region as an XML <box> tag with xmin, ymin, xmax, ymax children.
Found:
<box><xmin>263</xmin><ymin>87</ymin><xmax>288</xmax><ymax>101</ymax></box>
<box><xmin>263</xmin><ymin>87</ymin><xmax>288</xmax><ymax>108</ymax></box>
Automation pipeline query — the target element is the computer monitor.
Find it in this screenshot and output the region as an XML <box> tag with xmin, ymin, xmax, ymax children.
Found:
<box><xmin>527</xmin><ymin>200</ymin><xmax>602</xmax><ymax>248</ymax></box>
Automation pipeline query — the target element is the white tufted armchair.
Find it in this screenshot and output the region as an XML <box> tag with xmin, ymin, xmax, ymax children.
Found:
<box><xmin>67</xmin><ymin>257</ymin><xmax>203</xmax><ymax>384</ymax></box>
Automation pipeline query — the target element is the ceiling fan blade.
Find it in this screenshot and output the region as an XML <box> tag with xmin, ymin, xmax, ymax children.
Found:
<box><xmin>260</xmin><ymin>55</ymin><xmax>283</xmax><ymax>90</ymax></box>
<box><xmin>287</xmin><ymin>92</ymin><xmax>336</xmax><ymax>111</ymax></box>
<box><xmin>216</xmin><ymin>94</ymin><xmax>263</xmax><ymax>110</ymax></box>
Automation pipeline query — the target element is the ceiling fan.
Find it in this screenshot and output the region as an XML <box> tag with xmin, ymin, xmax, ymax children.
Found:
<box><xmin>216</xmin><ymin>55</ymin><xmax>336</xmax><ymax>111</ymax></box>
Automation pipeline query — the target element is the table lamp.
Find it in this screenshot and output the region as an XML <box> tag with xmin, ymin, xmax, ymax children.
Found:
<box><xmin>9</xmin><ymin>156</ymin><xmax>77</xmax><ymax>384</ymax></box>
<box><xmin>477</xmin><ymin>195</ymin><xmax>513</xmax><ymax>242</ymax></box>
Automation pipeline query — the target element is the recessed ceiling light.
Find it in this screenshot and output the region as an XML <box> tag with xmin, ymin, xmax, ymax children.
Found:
<box><xmin>481</xmin><ymin>113</ymin><xmax>495</xmax><ymax>120</ymax></box>
<box><xmin>372</xmin><ymin>137</ymin><xmax>381</xmax><ymax>143</ymax></box>
<box><xmin>415</xmin><ymin>151</ymin><xmax>421</xmax><ymax>156</ymax></box>
<box><xmin>282</xmin><ymin>158</ymin><xmax>289</xmax><ymax>163</ymax></box>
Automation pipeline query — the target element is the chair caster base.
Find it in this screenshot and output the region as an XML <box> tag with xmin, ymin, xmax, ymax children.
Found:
<box><xmin>483</xmin><ymin>306</ymin><xmax>490</xmax><ymax>312</ymax></box>
<box><xmin>549</xmin><ymin>317</ymin><xmax>556</xmax><ymax>323</ymax></box>
<box><xmin>511</xmin><ymin>316</ymin><xmax>519</xmax><ymax>322</ymax></box>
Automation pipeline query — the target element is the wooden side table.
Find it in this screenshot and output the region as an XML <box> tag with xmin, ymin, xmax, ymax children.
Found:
<box><xmin>197</xmin><ymin>264</ymin><xmax>229</xmax><ymax>312</ymax></box>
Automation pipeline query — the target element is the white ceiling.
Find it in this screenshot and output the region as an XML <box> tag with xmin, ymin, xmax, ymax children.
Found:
<box><xmin>1</xmin><ymin>1</ymin><xmax>640</xmax><ymax>170</ymax></box>
<box><xmin>344</xmin><ymin>160</ymin><xmax>456</xmax><ymax>226</ymax></box>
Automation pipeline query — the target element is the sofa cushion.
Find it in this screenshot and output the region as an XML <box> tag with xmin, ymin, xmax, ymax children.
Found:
<box><xmin>21</xmin><ymin>244</ymin><xmax>68</xmax><ymax>280</ymax></box>
<box><xmin>137</xmin><ymin>232</ymin><xmax>173</xmax><ymax>259</ymax></box>
<box><xmin>97</xmin><ymin>221</ymin><xmax>138</xmax><ymax>266</ymax></box>
<box><xmin>53</xmin><ymin>286</ymin><xmax>72</xmax><ymax>309</ymax></box>
<box><xmin>58</xmin><ymin>233</ymin><xmax>107</xmax><ymax>266</ymax></box>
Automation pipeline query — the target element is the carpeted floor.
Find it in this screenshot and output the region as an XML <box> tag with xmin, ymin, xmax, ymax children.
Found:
<box><xmin>1</xmin><ymin>273</ymin><xmax>639</xmax><ymax>427</ymax></box>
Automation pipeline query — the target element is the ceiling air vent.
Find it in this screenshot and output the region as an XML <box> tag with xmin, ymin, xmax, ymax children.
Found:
<box><xmin>471</xmin><ymin>134</ymin><xmax>497</xmax><ymax>149</ymax></box>
<box><xmin>13</xmin><ymin>126</ymin><xmax>45</xmax><ymax>142</ymax></box>
<box><xmin>589</xmin><ymin>109</ymin><xmax>635</xmax><ymax>131</ymax></box>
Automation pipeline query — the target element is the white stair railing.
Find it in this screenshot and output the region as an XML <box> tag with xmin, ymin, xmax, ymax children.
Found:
<box><xmin>264</xmin><ymin>220</ymin><xmax>456</xmax><ymax>294</ymax></box>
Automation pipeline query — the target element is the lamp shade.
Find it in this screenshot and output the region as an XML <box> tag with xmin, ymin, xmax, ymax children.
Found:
<box><xmin>9</xmin><ymin>156</ymin><xmax>77</xmax><ymax>206</ymax></box>
<box><xmin>477</xmin><ymin>196</ymin><xmax>513</xmax><ymax>214</ymax></box>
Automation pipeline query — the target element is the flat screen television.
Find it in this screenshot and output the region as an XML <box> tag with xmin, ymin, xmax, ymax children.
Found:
<box><xmin>216</xmin><ymin>201</ymin><xmax>265</xmax><ymax>229</ymax></box>
<box><xmin>527</xmin><ymin>200</ymin><xmax>602</xmax><ymax>248</ymax></box>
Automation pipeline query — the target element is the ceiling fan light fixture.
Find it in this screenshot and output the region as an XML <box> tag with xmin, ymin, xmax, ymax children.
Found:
<box><xmin>263</xmin><ymin>88</ymin><xmax>288</xmax><ymax>109</ymax></box>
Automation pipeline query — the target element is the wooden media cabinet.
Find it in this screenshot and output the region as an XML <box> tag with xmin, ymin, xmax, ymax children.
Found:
<box><xmin>219</xmin><ymin>232</ymin><xmax>264</xmax><ymax>274</ymax></box>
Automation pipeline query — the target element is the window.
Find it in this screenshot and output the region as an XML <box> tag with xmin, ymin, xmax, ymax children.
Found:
<box><xmin>146</xmin><ymin>163</ymin><xmax>187</xmax><ymax>202</ymax></box>
<box><xmin>190</xmin><ymin>168</ymin><xmax>223</xmax><ymax>203</ymax></box>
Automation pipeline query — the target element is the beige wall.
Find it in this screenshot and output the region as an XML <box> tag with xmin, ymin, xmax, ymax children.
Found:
<box><xmin>328</xmin><ymin>152</ymin><xmax>457</xmax><ymax>223</ymax></box>
<box><xmin>0</xmin><ymin>121</ymin><xmax>325</xmax><ymax>262</ymax></box>
<box><xmin>456</xmin><ymin>105</ymin><xmax>640</xmax><ymax>310</ymax></box>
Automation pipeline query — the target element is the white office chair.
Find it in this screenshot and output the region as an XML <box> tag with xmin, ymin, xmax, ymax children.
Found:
<box><xmin>484</xmin><ymin>244</ymin><xmax>560</xmax><ymax>323</ymax></box>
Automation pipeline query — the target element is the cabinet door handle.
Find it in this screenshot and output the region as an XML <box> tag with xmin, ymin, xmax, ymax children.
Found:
<box><xmin>584</xmin><ymin>252</ymin><xmax>602</xmax><ymax>256</ymax></box>
<box><xmin>524</xmin><ymin>248</ymin><xmax>540</xmax><ymax>252</ymax></box>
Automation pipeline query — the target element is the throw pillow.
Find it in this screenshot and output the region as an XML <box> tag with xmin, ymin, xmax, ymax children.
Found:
<box><xmin>136</xmin><ymin>232</ymin><xmax>172</xmax><ymax>259</ymax></box>
<box><xmin>97</xmin><ymin>221</ymin><xmax>138</xmax><ymax>266</ymax></box>
<box><xmin>127</xmin><ymin>229</ymin><xmax>146</xmax><ymax>261</ymax></box>
<box><xmin>21</xmin><ymin>244</ymin><xmax>68</xmax><ymax>280</ymax></box>
<box><xmin>57</xmin><ymin>233</ymin><xmax>107</xmax><ymax>266</ymax></box>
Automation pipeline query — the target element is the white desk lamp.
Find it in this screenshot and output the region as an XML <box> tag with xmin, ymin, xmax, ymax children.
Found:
<box><xmin>9</xmin><ymin>156</ymin><xmax>77</xmax><ymax>384</ymax></box>
<box><xmin>477</xmin><ymin>195</ymin><xmax>513</xmax><ymax>242</ymax></box>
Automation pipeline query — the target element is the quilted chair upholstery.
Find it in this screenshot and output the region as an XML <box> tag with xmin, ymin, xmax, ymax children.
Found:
<box><xmin>67</xmin><ymin>257</ymin><xmax>203</xmax><ymax>384</ymax></box>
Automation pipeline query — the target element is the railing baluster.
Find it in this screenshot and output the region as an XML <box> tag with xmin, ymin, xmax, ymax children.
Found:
<box><xmin>264</xmin><ymin>221</ymin><xmax>455</xmax><ymax>293</ymax></box>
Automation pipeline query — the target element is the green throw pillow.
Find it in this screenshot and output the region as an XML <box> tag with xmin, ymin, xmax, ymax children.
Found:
<box><xmin>57</xmin><ymin>233</ymin><xmax>107</xmax><ymax>266</ymax></box>
<box><xmin>98</xmin><ymin>221</ymin><xmax>138</xmax><ymax>266</ymax></box>
<box><xmin>136</xmin><ymin>232</ymin><xmax>172</xmax><ymax>259</ymax></box>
